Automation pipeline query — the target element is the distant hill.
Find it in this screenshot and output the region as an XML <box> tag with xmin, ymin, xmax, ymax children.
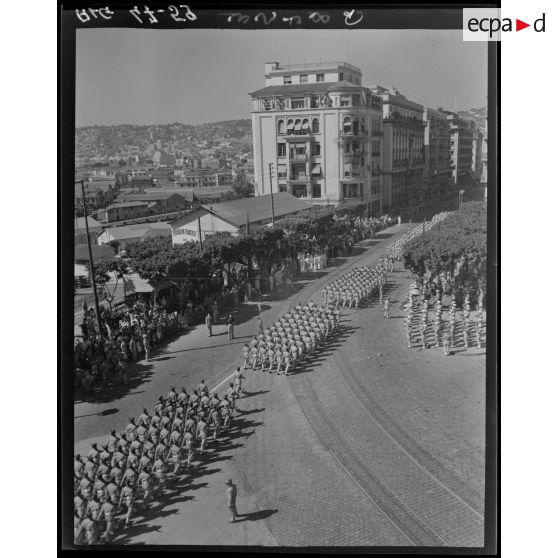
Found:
<box><xmin>75</xmin><ymin>120</ymin><xmax>253</xmax><ymax>162</ymax></box>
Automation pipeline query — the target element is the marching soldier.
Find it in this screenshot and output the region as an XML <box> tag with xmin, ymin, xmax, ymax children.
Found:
<box><xmin>76</xmin><ymin>509</ymin><xmax>99</xmax><ymax>545</ymax></box>
<box><xmin>167</xmin><ymin>441</ymin><xmax>182</xmax><ymax>478</ymax></box>
<box><xmin>196</xmin><ymin>414</ymin><xmax>208</xmax><ymax>453</ymax></box>
<box><xmin>475</xmin><ymin>318</ymin><xmax>483</xmax><ymax>349</ymax></box>
<box><xmin>383</xmin><ymin>297</ymin><xmax>390</xmax><ymax>318</ymax></box>
<box><xmin>419</xmin><ymin>320</ymin><xmax>428</xmax><ymax>349</ymax></box>
<box><xmin>119</xmin><ymin>480</ymin><xmax>136</xmax><ymax>527</ymax></box>
<box><xmin>98</xmin><ymin>499</ymin><xmax>117</xmax><ymax>543</ymax></box>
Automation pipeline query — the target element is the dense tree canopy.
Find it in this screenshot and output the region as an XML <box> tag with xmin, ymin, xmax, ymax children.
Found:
<box><xmin>402</xmin><ymin>202</ymin><xmax>487</xmax><ymax>290</ymax></box>
<box><xmin>106</xmin><ymin>202</ymin><xmax>383</xmax><ymax>284</ymax></box>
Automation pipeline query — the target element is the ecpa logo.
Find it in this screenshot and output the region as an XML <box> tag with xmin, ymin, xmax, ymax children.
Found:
<box><xmin>463</xmin><ymin>8</ymin><xmax>546</xmax><ymax>41</ymax></box>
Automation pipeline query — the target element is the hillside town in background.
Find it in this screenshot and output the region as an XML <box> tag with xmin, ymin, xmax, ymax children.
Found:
<box><xmin>75</xmin><ymin>60</ymin><xmax>487</xmax><ymax>265</ymax></box>
<box><xmin>75</xmin><ymin>62</ymin><xmax>487</xmax><ymax>225</ymax></box>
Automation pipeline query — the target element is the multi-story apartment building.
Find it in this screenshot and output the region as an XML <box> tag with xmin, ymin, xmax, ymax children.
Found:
<box><xmin>445</xmin><ymin>112</ymin><xmax>474</xmax><ymax>187</ymax></box>
<box><xmin>250</xmin><ymin>61</ymin><xmax>383</xmax><ymax>213</ymax></box>
<box><xmin>472</xmin><ymin>125</ymin><xmax>484</xmax><ymax>181</ymax></box>
<box><xmin>423</xmin><ymin>107</ymin><xmax>452</xmax><ymax>202</ymax></box>
<box><xmin>372</xmin><ymin>86</ymin><xmax>425</xmax><ymax>212</ymax></box>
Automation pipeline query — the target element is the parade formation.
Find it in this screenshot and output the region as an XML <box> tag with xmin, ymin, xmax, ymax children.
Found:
<box><xmin>73</xmin><ymin>209</ymin><xmax>485</xmax><ymax>545</ymax></box>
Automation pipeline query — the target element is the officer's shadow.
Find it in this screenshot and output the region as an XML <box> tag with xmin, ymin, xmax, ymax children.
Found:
<box><xmin>236</xmin><ymin>508</ymin><xmax>278</xmax><ymax>522</ymax></box>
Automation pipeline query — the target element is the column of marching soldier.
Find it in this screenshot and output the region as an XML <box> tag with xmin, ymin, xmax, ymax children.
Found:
<box><xmin>73</xmin><ymin>212</ymin><xmax>447</xmax><ymax>545</ymax></box>
<box><xmin>383</xmin><ymin>211</ymin><xmax>485</xmax><ymax>354</ymax></box>
<box><xmin>403</xmin><ymin>289</ymin><xmax>484</xmax><ymax>354</ymax></box>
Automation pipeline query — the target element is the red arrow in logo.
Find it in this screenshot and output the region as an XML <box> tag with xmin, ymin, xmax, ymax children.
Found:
<box><xmin>516</xmin><ymin>19</ymin><xmax>530</xmax><ymax>31</ymax></box>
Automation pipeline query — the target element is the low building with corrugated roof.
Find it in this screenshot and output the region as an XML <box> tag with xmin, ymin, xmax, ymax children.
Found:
<box><xmin>169</xmin><ymin>192</ymin><xmax>311</xmax><ymax>245</ymax></box>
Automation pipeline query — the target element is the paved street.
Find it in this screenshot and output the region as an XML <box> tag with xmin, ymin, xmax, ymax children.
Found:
<box><xmin>74</xmin><ymin>216</ymin><xmax>485</xmax><ymax>546</ymax></box>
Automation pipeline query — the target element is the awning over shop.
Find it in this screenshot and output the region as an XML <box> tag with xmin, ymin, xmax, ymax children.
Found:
<box><xmin>311</xmin><ymin>164</ymin><xmax>322</xmax><ymax>175</ymax></box>
<box><xmin>286</xmin><ymin>121</ymin><xmax>294</xmax><ymax>130</ymax></box>
<box><xmin>302</xmin><ymin>120</ymin><xmax>310</xmax><ymax>130</ymax></box>
<box><xmin>294</xmin><ymin>121</ymin><xmax>302</xmax><ymax>131</ymax></box>
<box><xmin>104</xmin><ymin>273</ymin><xmax>176</xmax><ymax>301</ymax></box>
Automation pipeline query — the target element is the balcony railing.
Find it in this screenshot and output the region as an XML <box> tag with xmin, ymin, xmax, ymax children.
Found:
<box><xmin>287</xmin><ymin>174</ymin><xmax>311</xmax><ymax>182</ymax></box>
<box><xmin>271</xmin><ymin>61</ymin><xmax>361</xmax><ymax>73</ymax></box>
<box><xmin>384</xmin><ymin>113</ymin><xmax>427</xmax><ymax>126</ymax></box>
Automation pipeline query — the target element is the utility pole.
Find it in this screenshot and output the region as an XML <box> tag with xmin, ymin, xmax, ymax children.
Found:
<box><xmin>197</xmin><ymin>216</ymin><xmax>203</xmax><ymax>250</ymax></box>
<box><xmin>269</xmin><ymin>162</ymin><xmax>275</xmax><ymax>226</ymax></box>
<box><xmin>78</xmin><ymin>180</ymin><xmax>102</xmax><ymax>335</ymax></box>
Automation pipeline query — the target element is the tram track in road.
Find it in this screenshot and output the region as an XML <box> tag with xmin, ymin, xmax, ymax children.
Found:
<box><xmin>287</xmin><ymin>374</ymin><xmax>448</xmax><ymax>547</ymax></box>
<box><xmin>330</xmin><ymin>350</ymin><xmax>485</xmax><ymax>517</ymax></box>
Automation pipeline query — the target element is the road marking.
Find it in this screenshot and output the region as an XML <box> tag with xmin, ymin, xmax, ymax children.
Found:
<box><xmin>210</xmin><ymin>371</ymin><xmax>236</xmax><ymax>393</ymax></box>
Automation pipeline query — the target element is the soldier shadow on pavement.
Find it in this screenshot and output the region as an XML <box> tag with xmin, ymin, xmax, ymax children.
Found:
<box><xmin>241</xmin><ymin>389</ymin><xmax>270</xmax><ymax>398</ymax></box>
<box><xmin>74</xmin><ymin>407</ymin><xmax>119</xmax><ymax>419</ymax></box>
<box><xmin>236</xmin><ymin>509</ymin><xmax>278</xmax><ymax>522</ymax></box>
<box><xmin>236</xmin><ymin>407</ymin><xmax>265</xmax><ymax>416</ymax></box>
<box><xmin>287</xmin><ymin>325</ymin><xmax>358</xmax><ymax>376</ymax></box>
<box><xmin>113</xmin><ymin>523</ymin><xmax>163</xmax><ymax>544</ymax></box>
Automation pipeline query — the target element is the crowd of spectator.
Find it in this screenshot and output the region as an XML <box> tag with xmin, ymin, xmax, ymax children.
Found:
<box><xmin>75</xmin><ymin>301</ymin><xmax>181</xmax><ymax>397</ymax></box>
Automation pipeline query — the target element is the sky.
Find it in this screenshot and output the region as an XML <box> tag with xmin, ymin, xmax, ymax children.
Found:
<box><xmin>76</xmin><ymin>28</ymin><xmax>487</xmax><ymax>127</ymax></box>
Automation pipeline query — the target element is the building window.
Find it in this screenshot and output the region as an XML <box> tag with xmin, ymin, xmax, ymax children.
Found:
<box><xmin>353</xmin><ymin>118</ymin><xmax>360</xmax><ymax>135</ymax></box>
<box><xmin>277</xmin><ymin>120</ymin><xmax>285</xmax><ymax>135</ymax></box>
<box><xmin>277</xmin><ymin>143</ymin><xmax>286</xmax><ymax>157</ymax></box>
<box><xmin>311</xmin><ymin>142</ymin><xmax>321</xmax><ymax>156</ymax></box>
<box><xmin>340</xmin><ymin>97</ymin><xmax>350</xmax><ymax>107</ymax></box>
<box><xmin>339</xmin><ymin>72</ymin><xmax>344</xmax><ymax>81</ymax></box>
<box><xmin>312</xmin><ymin>184</ymin><xmax>322</xmax><ymax>198</ymax></box>
<box><xmin>347</xmin><ymin>74</ymin><xmax>352</xmax><ymax>83</ymax></box>
<box><xmin>291</xmin><ymin>98</ymin><xmax>305</xmax><ymax>109</ymax></box>
<box><xmin>279</xmin><ymin>184</ymin><xmax>287</xmax><ymax>192</ymax></box>
<box><xmin>290</xmin><ymin>143</ymin><xmax>306</xmax><ymax>158</ymax></box>
<box><xmin>343</xmin><ymin>116</ymin><xmax>352</xmax><ymax>134</ymax></box>
<box><xmin>316</xmin><ymin>73</ymin><xmax>324</xmax><ymax>82</ymax></box>
<box><xmin>284</xmin><ymin>75</ymin><xmax>292</xmax><ymax>84</ymax></box>
<box><xmin>352</xmin><ymin>95</ymin><xmax>360</xmax><ymax>106</ymax></box>
<box><xmin>286</xmin><ymin>119</ymin><xmax>294</xmax><ymax>134</ymax></box>
<box><xmin>277</xmin><ymin>164</ymin><xmax>287</xmax><ymax>178</ymax></box>
<box><xmin>312</xmin><ymin>118</ymin><xmax>320</xmax><ymax>134</ymax></box>
<box><xmin>300</xmin><ymin>74</ymin><xmax>308</xmax><ymax>83</ymax></box>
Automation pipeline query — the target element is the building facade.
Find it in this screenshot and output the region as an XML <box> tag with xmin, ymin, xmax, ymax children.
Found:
<box><xmin>472</xmin><ymin>125</ymin><xmax>484</xmax><ymax>181</ymax></box>
<box><xmin>372</xmin><ymin>87</ymin><xmax>425</xmax><ymax>212</ymax></box>
<box><xmin>423</xmin><ymin>107</ymin><xmax>452</xmax><ymax>203</ymax></box>
<box><xmin>250</xmin><ymin>61</ymin><xmax>383</xmax><ymax>213</ymax></box>
<box><xmin>446</xmin><ymin>112</ymin><xmax>475</xmax><ymax>187</ymax></box>
<box><xmin>104</xmin><ymin>201</ymin><xmax>149</xmax><ymax>222</ymax></box>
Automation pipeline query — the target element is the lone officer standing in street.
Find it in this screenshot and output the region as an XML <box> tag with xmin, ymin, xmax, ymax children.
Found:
<box><xmin>225</xmin><ymin>479</ymin><xmax>240</xmax><ymax>523</ymax></box>
<box><xmin>205</xmin><ymin>311</ymin><xmax>213</xmax><ymax>337</ymax></box>
<box><xmin>383</xmin><ymin>297</ymin><xmax>390</xmax><ymax>319</ymax></box>
<box><xmin>227</xmin><ymin>313</ymin><xmax>236</xmax><ymax>341</ymax></box>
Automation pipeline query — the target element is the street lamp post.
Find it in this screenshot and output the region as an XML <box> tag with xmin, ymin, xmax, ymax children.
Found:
<box><xmin>77</xmin><ymin>179</ymin><xmax>102</xmax><ymax>335</ymax></box>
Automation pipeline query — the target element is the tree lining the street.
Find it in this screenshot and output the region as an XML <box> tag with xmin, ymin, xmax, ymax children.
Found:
<box><xmin>402</xmin><ymin>202</ymin><xmax>487</xmax><ymax>291</ymax></box>
<box><xmin>90</xmin><ymin>202</ymin><xmax>388</xmax><ymax>285</ymax></box>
